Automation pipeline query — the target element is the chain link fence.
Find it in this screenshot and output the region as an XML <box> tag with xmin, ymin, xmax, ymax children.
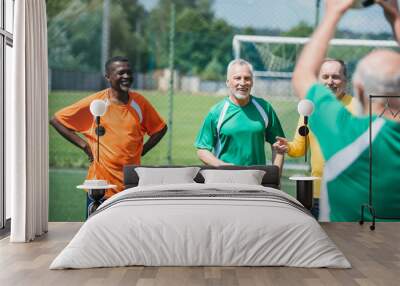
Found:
<box><xmin>47</xmin><ymin>0</ymin><xmax>398</xmax><ymax>221</ymax></box>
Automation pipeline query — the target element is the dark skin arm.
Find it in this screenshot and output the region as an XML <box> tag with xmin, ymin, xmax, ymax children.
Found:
<box><xmin>49</xmin><ymin>117</ymin><xmax>94</xmax><ymax>162</ymax></box>
<box><xmin>141</xmin><ymin>125</ymin><xmax>168</xmax><ymax>156</ymax></box>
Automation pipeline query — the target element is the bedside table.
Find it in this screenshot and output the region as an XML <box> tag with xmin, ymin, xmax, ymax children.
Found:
<box><xmin>77</xmin><ymin>183</ymin><xmax>116</xmax><ymax>216</ymax></box>
<box><xmin>289</xmin><ymin>176</ymin><xmax>320</xmax><ymax>210</ymax></box>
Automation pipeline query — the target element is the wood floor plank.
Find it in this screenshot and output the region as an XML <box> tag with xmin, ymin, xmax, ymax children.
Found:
<box><xmin>136</xmin><ymin>278</ymin><xmax>155</xmax><ymax>286</ymax></box>
<box><xmin>116</xmin><ymin>267</ymin><xmax>142</xmax><ymax>286</ymax></box>
<box><xmin>204</xmin><ymin>267</ymin><xmax>221</xmax><ymax>279</ymax></box>
<box><xmin>1</xmin><ymin>222</ymin><xmax>400</xmax><ymax>286</ymax></box>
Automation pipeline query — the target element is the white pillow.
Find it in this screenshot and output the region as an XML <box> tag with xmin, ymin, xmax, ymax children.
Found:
<box><xmin>135</xmin><ymin>167</ymin><xmax>200</xmax><ymax>186</ymax></box>
<box><xmin>200</xmin><ymin>169</ymin><xmax>266</xmax><ymax>185</ymax></box>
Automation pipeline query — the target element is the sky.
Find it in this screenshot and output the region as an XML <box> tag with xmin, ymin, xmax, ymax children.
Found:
<box><xmin>139</xmin><ymin>0</ymin><xmax>394</xmax><ymax>34</ymax></box>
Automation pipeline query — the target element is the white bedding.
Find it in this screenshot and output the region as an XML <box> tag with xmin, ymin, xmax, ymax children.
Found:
<box><xmin>50</xmin><ymin>183</ymin><xmax>350</xmax><ymax>269</ymax></box>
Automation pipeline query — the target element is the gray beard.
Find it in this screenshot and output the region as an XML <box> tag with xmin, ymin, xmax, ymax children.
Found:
<box><xmin>232</xmin><ymin>91</ymin><xmax>249</xmax><ymax>100</ymax></box>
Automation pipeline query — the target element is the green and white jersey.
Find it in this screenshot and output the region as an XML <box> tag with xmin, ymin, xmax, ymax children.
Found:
<box><xmin>307</xmin><ymin>84</ymin><xmax>400</xmax><ymax>222</ymax></box>
<box><xmin>194</xmin><ymin>95</ymin><xmax>284</xmax><ymax>166</ymax></box>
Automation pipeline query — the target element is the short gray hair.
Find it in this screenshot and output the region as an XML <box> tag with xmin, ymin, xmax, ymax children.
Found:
<box><xmin>322</xmin><ymin>58</ymin><xmax>347</xmax><ymax>78</ymax></box>
<box><xmin>353</xmin><ymin>61</ymin><xmax>400</xmax><ymax>107</ymax></box>
<box><xmin>226</xmin><ymin>59</ymin><xmax>254</xmax><ymax>79</ymax></box>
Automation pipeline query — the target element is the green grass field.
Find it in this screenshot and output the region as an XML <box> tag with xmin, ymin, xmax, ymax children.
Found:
<box><xmin>49</xmin><ymin>90</ymin><xmax>303</xmax><ymax>167</ymax></box>
<box><xmin>49</xmin><ymin>168</ymin><xmax>87</xmax><ymax>221</ymax></box>
<box><xmin>49</xmin><ymin>90</ymin><xmax>304</xmax><ymax>221</ymax></box>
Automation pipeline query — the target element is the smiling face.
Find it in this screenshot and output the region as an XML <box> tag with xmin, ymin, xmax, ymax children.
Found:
<box><xmin>226</xmin><ymin>63</ymin><xmax>253</xmax><ymax>103</ymax></box>
<box><xmin>318</xmin><ymin>60</ymin><xmax>347</xmax><ymax>98</ymax></box>
<box><xmin>105</xmin><ymin>61</ymin><xmax>133</xmax><ymax>94</ymax></box>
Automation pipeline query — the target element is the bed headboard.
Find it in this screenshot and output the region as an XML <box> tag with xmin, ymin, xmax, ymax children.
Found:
<box><xmin>123</xmin><ymin>165</ymin><xmax>280</xmax><ymax>190</ymax></box>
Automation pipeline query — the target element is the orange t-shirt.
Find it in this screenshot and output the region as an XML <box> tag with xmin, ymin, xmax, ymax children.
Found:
<box><xmin>55</xmin><ymin>89</ymin><xmax>166</xmax><ymax>198</ymax></box>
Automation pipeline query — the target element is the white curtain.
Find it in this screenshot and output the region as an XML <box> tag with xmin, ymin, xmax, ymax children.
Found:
<box><xmin>8</xmin><ymin>0</ymin><xmax>49</xmax><ymax>242</ymax></box>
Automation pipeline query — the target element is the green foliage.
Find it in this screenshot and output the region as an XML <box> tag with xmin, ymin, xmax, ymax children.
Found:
<box><xmin>201</xmin><ymin>57</ymin><xmax>225</xmax><ymax>80</ymax></box>
<box><xmin>109</xmin><ymin>0</ymin><xmax>148</xmax><ymax>71</ymax></box>
<box><xmin>47</xmin><ymin>1</ymin><xmax>393</xmax><ymax>80</ymax></box>
<box><xmin>281</xmin><ymin>21</ymin><xmax>313</xmax><ymax>37</ymax></box>
<box><xmin>175</xmin><ymin>8</ymin><xmax>210</xmax><ymax>74</ymax></box>
<box><xmin>144</xmin><ymin>0</ymin><xmax>230</xmax><ymax>78</ymax></box>
<box><xmin>47</xmin><ymin>0</ymin><xmax>103</xmax><ymax>71</ymax></box>
<box><xmin>47</xmin><ymin>0</ymin><xmax>147</xmax><ymax>72</ymax></box>
<box><xmin>173</xmin><ymin>8</ymin><xmax>233</xmax><ymax>77</ymax></box>
<box><xmin>208</xmin><ymin>19</ymin><xmax>234</xmax><ymax>69</ymax></box>
<box><xmin>47</xmin><ymin>0</ymin><xmax>232</xmax><ymax>79</ymax></box>
<box><xmin>46</xmin><ymin>0</ymin><xmax>71</xmax><ymax>19</ymax></box>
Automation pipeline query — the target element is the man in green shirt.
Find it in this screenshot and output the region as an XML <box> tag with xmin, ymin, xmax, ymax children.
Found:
<box><xmin>289</xmin><ymin>0</ymin><xmax>400</xmax><ymax>222</ymax></box>
<box><xmin>194</xmin><ymin>59</ymin><xmax>285</xmax><ymax>170</ymax></box>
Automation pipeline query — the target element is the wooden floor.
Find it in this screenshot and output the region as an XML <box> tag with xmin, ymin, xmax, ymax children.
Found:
<box><xmin>0</xmin><ymin>222</ymin><xmax>399</xmax><ymax>286</ymax></box>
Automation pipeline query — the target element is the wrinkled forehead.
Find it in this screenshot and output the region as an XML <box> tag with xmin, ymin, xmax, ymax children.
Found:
<box><xmin>319</xmin><ymin>61</ymin><xmax>345</xmax><ymax>77</ymax></box>
<box><xmin>227</xmin><ymin>63</ymin><xmax>253</xmax><ymax>79</ymax></box>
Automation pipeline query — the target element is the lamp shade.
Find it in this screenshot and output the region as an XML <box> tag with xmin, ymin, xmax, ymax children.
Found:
<box><xmin>90</xmin><ymin>99</ymin><xmax>107</xmax><ymax>117</ymax></box>
<box><xmin>297</xmin><ymin>99</ymin><xmax>314</xmax><ymax>117</ymax></box>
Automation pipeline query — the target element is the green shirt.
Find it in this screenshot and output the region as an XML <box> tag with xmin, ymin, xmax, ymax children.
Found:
<box><xmin>307</xmin><ymin>84</ymin><xmax>400</xmax><ymax>222</ymax></box>
<box><xmin>195</xmin><ymin>96</ymin><xmax>284</xmax><ymax>165</ymax></box>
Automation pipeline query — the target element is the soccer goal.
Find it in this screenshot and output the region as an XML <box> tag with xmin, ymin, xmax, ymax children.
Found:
<box><xmin>233</xmin><ymin>35</ymin><xmax>399</xmax><ymax>98</ymax></box>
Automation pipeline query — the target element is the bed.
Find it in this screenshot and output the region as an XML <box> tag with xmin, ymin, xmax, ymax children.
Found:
<box><xmin>50</xmin><ymin>165</ymin><xmax>350</xmax><ymax>269</ymax></box>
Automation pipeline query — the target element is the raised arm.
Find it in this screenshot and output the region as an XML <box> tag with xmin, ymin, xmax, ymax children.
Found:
<box><xmin>377</xmin><ymin>0</ymin><xmax>400</xmax><ymax>44</ymax></box>
<box><xmin>292</xmin><ymin>0</ymin><xmax>355</xmax><ymax>99</ymax></box>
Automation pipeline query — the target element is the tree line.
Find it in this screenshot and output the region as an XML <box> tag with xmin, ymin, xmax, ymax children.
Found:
<box><xmin>47</xmin><ymin>0</ymin><xmax>393</xmax><ymax>81</ymax></box>
<box><xmin>47</xmin><ymin>0</ymin><xmax>234</xmax><ymax>80</ymax></box>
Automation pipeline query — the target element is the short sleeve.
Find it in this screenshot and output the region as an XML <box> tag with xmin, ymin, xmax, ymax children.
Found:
<box><xmin>194</xmin><ymin>111</ymin><xmax>217</xmax><ymax>151</ymax></box>
<box><xmin>264</xmin><ymin>102</ymin><xmax>285</xmax><ymax>145</ymax></box>
<box><xmin>54</xmin><ymin>96</ymin><xmax>94</xmax><ymax>132</ymax></box>
<box><xmin>306</xmin><ymin>83</ymin><xmax>369</xmax><ymax>160</ymax></box>
<box><xmin>137</xmin><ymin>95</ymin><xmax>166</xmax><ymax>136</ymax></box>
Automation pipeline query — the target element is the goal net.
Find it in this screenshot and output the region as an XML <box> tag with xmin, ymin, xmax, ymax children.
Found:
<box><xmin>233</xmin><ymin>35</ymin><xmax>399</xmax><ymax>98</ymax></box>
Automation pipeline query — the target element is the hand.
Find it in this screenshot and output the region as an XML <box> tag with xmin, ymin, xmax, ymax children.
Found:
<box><xmin>273</xmin><ymin>136</ymin><xmax>289</xmax><ymax>154</ymax></box>
<box><xmin>83</xmin><ymin>143</ymin><xmax>94</xmax><ymax>162</ymax></box>
<box><xmin>324</xmin><ymin>0</ymin><xmax>356</xmax><ymax>17</ymax></box>
<box><xmin>376</xmin><ymin>0</ymin><xmax>399</xmax><ymax>22</ymax></box>
<box><xmin>218</xmin><ymin>161</ymin><xmax>234</xmax><ymax>166</ymax></box>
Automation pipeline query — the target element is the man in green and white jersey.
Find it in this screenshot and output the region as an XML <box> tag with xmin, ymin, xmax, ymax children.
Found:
<box><xmin>194</xmin><ymin>59</ymin><xmax>285</xmax><ymax>170</ymax></box>
<box><xmin>289</xmin><ymin>0</ymin><xmax>400</xmax><ymax>222</ymax></box>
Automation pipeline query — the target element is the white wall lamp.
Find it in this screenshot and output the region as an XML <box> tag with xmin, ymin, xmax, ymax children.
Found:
<box><xmin>77</xmin><ymin>99</ymin><xmax>115</xmax><ymax>217</ymax></box>
<box><xmin>297</xmin><ymin>99</ymin><xmax>314</xmax><ymax>163</ymax></box>
<box><xmin>90</xmin><ymin>99</ymin><xmax>107</xmax><ymax>163</ymax></box>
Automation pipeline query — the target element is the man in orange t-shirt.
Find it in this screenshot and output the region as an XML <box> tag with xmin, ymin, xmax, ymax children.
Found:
<box><xmin>50</xmin><ymin>56</ymin><xmax>167</xmax><ymax>199</ymax></box>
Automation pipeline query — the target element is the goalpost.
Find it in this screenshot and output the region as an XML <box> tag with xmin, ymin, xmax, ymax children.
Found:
<box><xmin>233</xmin><ymin>35</ymin><xmax>399</xmax><ymax>169</ymax></box>
<box><xmin>233</xmin><ymin>35</ymin><xmax>399</xmax><ymax>98</ymax></box>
